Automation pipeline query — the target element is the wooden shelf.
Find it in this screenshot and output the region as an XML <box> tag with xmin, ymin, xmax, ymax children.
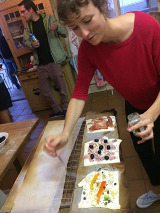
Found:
<box><xmin>13</xmin><ymin>35</ymin><xmax>23</xmax><ymax>39</ymax></box>
<box><xmin>7</xmin><ymin>18</ymin><xmax>22</xmax><ymax>24</ymax></box>
<box><xmin>16</xmin><ymin>47</ymin><xmax>31</xmax><ymax>57</ymax></box>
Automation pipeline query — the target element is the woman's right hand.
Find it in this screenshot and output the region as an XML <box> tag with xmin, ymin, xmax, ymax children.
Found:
<box><xmin>44</xmin><ymin>133</ymin><xmax>69</xmax><ymax>156</ymax></box>
<box><xmin>44</xmin><ymin>99</ymin><xmax>86</xmax><ymax>156</ymax></box>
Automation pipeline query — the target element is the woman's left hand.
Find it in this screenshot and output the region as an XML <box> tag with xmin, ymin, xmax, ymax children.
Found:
<box><xmin>127</xmin><ymin>113</ymin><xmax>154</xmax><ymax>144</ymax></box>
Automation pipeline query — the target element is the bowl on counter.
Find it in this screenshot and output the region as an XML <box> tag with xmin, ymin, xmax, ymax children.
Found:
<box><xmin>0</xmin><ymin>132</ymin><xmax>8</xmax><ymax>149</ymax></box>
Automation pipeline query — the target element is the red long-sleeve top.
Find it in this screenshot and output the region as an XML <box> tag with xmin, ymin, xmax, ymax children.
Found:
<box><xmin>72</xmin><ymin>11</ymin><xmax>160</xmax><ymax>110</ymax></box>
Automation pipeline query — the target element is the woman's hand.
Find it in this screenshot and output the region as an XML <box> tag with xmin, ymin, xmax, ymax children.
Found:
<box><xmin>127</xmin><ymin>113</ymin><xmax>154</xmax><ymax>144</ymax></box>
<box><xmin>44</xmin><ymin>99</ymin><xmax>85</xmax><ymax>156</ymax></box>
<box><xmin>44</xmin><ymin>133</ymin><xmax>69</xmax><ymax>156</ymax></box>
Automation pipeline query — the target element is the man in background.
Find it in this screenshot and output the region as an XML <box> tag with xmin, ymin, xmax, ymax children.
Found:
<box><xmin>18</xmin><ymin>0</ymin><xmax>68</xmax><ymax>118</ymax></box>
<box><xmin>0</xmin><ymin>76</ymin><xmax>12</xmax><ymax>123</ymax></box>
<box><xmin>0</xmin><ymin>28</ymin><xmax>21</xmax><ymax>89</ymax></box>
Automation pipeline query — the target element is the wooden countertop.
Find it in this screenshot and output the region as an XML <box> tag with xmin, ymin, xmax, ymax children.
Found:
<box><xmin>0</xmin><ymin>118</ymin><xmax>39</xmax><ymax>182</ymax></box>
<box><xmin>0</xmin><ymin>118</ymin><xmax>84</xmax><ymax>213</ymax></box>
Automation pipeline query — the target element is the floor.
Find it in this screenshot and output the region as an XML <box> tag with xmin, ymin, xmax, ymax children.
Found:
<box><xmin>0</xmin><ymin>87</ymin><xmax>160</xmax><ymax>213</ymax></box>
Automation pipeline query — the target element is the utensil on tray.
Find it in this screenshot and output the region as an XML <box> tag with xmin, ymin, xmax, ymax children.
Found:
<box><xmin>58</xmin><ymin>156</ymin><xmax>76</xmax><ymax>178</ymax></box>
<box><xmin>44</xmin><ymin>138</ymin><xmax>76</xmax><ymax>178</ymax></box>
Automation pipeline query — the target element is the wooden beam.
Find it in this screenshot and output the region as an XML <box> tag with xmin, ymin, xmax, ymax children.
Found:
<box><xmin>113</xmin><ymin>0</ymin><xmax>121</xmax><ymax>16</ymax></box>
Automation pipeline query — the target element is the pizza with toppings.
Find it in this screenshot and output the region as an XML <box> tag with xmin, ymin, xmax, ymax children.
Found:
<box><xmin>78</xmin><ymin>167</ymin><xmax>120</xmax><ymax>209</ymax></box>
<box><xmin>83</xmin><ymin>137</ymin><xmax>122</xmax><ymax>166</ymax></box>
<box><xmin>86</xmin><ymin>116</ymin><xmax>116</xmax><ymax>133</ymax></box>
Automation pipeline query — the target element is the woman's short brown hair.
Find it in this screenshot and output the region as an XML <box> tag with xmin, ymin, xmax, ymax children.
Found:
<box><xmin>57</xmin><ymin>0</ymin><xmax>108</xmax><ymax>25</ymax></box>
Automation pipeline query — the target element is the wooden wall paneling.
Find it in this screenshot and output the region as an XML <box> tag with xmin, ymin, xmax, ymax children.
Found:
<box><xmin>113</xmin><ymin>0</ymin><xmax>121</xmax><ymax>16</ymax></box>
<box><xmin>49</xmin><ymin>0</ymin><xmax>59</xmax><ymax>19</ymax></box>
<box><xmin>0</xmin><ymin>0</ymin><xmax>20</xmax><ymax>12</ymax></box>
<box><xmin>158</xmin><ymin>0</ymin><xmax>160</xmax><ymax>11</ymax></box>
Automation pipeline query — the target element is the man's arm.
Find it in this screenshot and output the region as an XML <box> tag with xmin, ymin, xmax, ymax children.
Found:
<box><xmin>49</xmin><ymin>16</ymin><xmax>68</xmax><ymax>38</ymax></box>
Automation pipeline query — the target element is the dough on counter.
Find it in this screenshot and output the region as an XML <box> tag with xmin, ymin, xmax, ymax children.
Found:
<box><xmin>83</xmin><ymin>136</ymin><xmax>122</xmax><ymax>166</ymax></box>
<box><xmin>78</xmin><ymin>167</ymin><xmax>120</xmax><ymax>209</ymax></box>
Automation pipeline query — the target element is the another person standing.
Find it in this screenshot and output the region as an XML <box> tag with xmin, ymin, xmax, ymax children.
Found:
<box><xmin>0</xmin><ymin>76</ymin><xmax>12</xmax><ymax>123</ymax></box>
<box><xmin>0</xmin><ymin>28</ymin><xmax>21</xmax><ymax>89</ymax></box>
<box><xmin>44</xmin><ymin>0</ymin><xmax>160</xmax><ymax>209</ymax></box>
<box><xmin>18</xmin><ymin>0</ymin><xmax>68</xmax><ymax>118</ymax></box>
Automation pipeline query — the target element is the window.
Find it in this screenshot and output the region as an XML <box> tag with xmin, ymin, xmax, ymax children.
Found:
<box><xmin>119</xmin><ymin>0</ymin><xmax>157</xmax><ymax>14</ymax></box>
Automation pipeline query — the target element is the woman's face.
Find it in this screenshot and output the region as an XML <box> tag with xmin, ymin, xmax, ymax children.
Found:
<box><xmin>67</xmin><ymin>2</ymin><xmax>107</xmax><ymax>45</ymax></box>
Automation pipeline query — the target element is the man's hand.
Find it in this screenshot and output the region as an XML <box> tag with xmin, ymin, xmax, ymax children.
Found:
<box><xmin>49</xmin><ymin>22</ymin><xmax>58</xmax><ymax>31</ymax></box>
<box><xmin>31</xmin><ymin>41</ymin><xmax>39</xmax><ymax>48</ymax></box>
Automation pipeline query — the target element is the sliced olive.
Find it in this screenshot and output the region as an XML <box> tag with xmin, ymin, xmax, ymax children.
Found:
<box><xmin>104</xmin><ymin>139</ymin><xmax>108</xmax><ymax>143</ymax></box>
<box><xmin>90</xmin><ymin>154</ymin><xmax>94</xmax><ymax>159</ymax></box>
<box><xmin>89</xmin><ymin>144</ymin><xmax>93</xmax><ymax>149</ymax></box>
<box><xmin>107</xmin><ymin>145</ymin><xmax>110</xmax><ymax>150</ymax></box>
<box><xmin>99</xmin><ymin>145</ymin><xmax>103</xmax><ymax>150</ymax></box>
<box><xmin>104</xmin><ymin>156</ymin><xmax>109</xmax><ymax>160</ymax></box>
<box><xmin>0</xmin><ymin>136</ymin><xmax>5</xmax><ymax>143</ymax></box>
<box><xmin>83</xmin><ymin>197</ymin><xmax>86</xmax><ymax>200</ymax></box>
<box><xmin>98</xmin><ymin>150</ymin><xmax>101</xmax><ymax>155</ymax></box>
<box><xmin>94</xmin><ymin>139</ymin><xmax>99</xmax><ymax>142</ymax></box>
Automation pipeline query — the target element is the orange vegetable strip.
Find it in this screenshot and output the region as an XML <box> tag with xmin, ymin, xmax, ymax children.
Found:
<box><xmin>90</xmin><ymin>172</ymin><xmax>100</xmax><ymax>190</ymax></box>
<box><xmin>97</xmin><ymin>181</ymin><xmax>106</xmax><ymax>204</ymax></box>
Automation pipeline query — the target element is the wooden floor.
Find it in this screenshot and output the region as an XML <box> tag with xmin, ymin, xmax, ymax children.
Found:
<box><xmin>0</xmin><ymin>88</ymin><xmax>160</xmax><ymax>213</ymax></box>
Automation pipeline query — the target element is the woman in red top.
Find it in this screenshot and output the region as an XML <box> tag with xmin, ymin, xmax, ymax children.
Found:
<box><xmin>44</xmin><ymin>0</ymin><xmax>160</xmax><ymax>208</ymax></box>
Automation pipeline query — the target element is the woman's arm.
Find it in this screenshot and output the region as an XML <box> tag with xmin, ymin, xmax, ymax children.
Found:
<box><xmin>128</xmin><ymin>92</ymin><xmax>160</xmax><ymax>144</ymax></box>
<box><xmin>44</xmin><ymin>98</ymin><xmax>85</xmax><ymax>156</ymax></box>
<box><xmin>127</xmin><ymin>21</ymin><xmax>160</xmax><ymax>143</ymax></box>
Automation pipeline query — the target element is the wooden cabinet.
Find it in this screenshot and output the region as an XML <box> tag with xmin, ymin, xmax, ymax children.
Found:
<box><xmin>17</xmin><ymin>62</ymin><xmax>75</xmax><ymax>112</ymax></box>
<box><xmin>0</xmin><ymin>0</ymin><xmax>75</xmax><ymax>111</ymax></box>
<box><xmin>1</xmin><ymin>6</ymin><xmax>30</xmax><ymax>57</ymax></box>
<box><xmin>0</xmin><ymin>0</ymin><xmax>54</xmax><ymax>69</ymax></box>
<box><xmin>18</xmin><ymin>71</ymin><xmax>51</xmax><ymax>112</ymax></box>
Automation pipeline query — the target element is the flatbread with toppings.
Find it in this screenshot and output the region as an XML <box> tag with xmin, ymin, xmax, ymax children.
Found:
<box><xmin>86</xmin><ymin>116</ymin><xmax>116</xmax><ymax>133</ymax></box>
<box><xmin>83</xmin><ymin>137</ymin><xmax>122</xmax><ymax>166</ymax></box>
<box><xmin>78</xmin><ymin>167</ymin><xmax>120</xmax><ymax>209</ymax></box>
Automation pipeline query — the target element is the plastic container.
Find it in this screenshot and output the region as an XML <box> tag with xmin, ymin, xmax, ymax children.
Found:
<box><xmin>127</xmin><ymin>112</ymin><xmax>146</xmax><ymax>136</ymax></box>
<box><xmin>29</xmin><ymin>34</ymin><xmax>40</xmax><ymax>47</ymax></box>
